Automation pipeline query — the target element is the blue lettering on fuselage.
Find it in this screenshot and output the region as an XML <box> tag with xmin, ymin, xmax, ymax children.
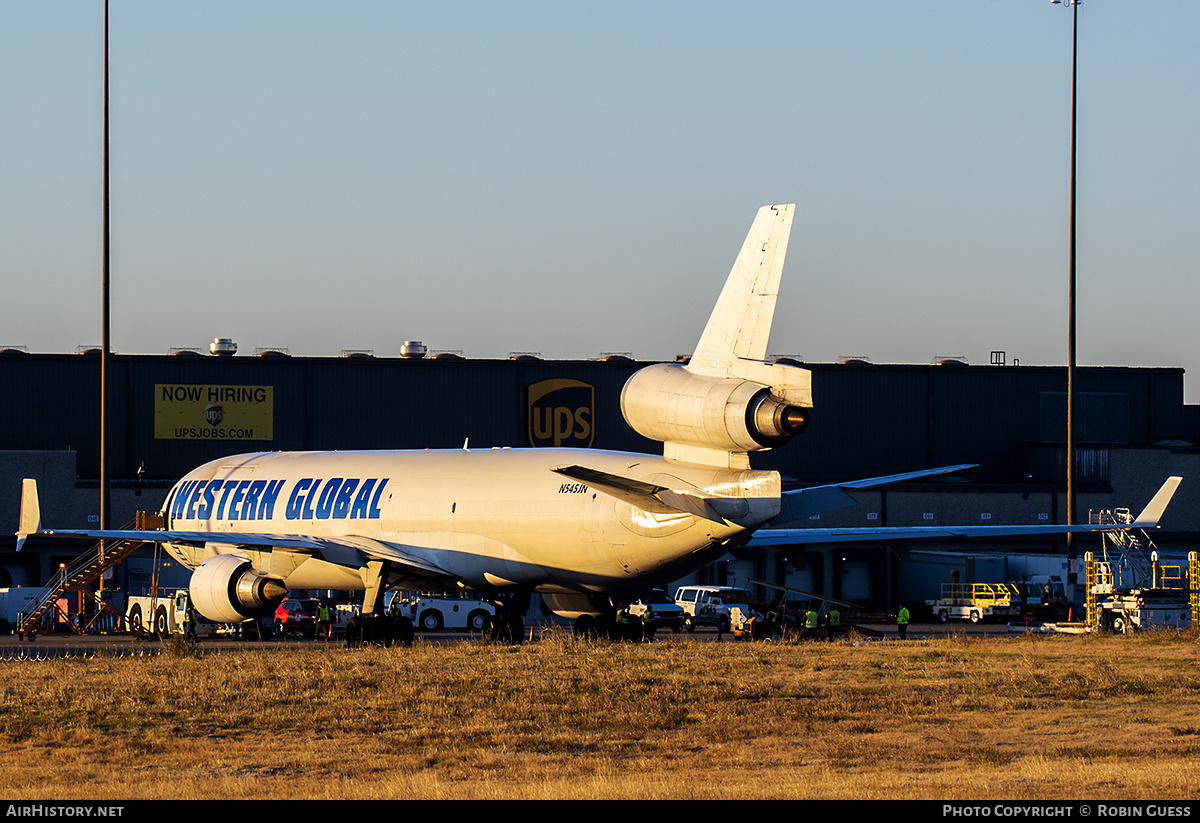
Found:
<box><xmin>284</xmin><ymin>477</ymin><xmax>388</xmax><ymax>521</ymax></box>
<box><xmin>170</xmin><ymin>477</ymin><xmax>384</xmax><ymax>523</ymax></box>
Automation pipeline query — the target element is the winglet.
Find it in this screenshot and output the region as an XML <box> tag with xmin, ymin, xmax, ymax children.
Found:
<box><xmin>16</xmin><ymin>478</ymin><xmax>41</xmax><ymax>551</ymax></box>
<box><xmin>1130</xmin><ymin>476</ymin><xmax>1182</xmax><ymax>528</ymax></box>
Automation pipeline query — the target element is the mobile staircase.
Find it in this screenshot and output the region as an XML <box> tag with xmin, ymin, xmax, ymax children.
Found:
<box><xmin>1091</xmin><ymin>506</ymin><xmax>1157</xmax><ymax>588</ymax></box>
<box><xmin>15</xmin><ymin>514</ymin><xmax>161</xmax><ymax>640</ymax></box>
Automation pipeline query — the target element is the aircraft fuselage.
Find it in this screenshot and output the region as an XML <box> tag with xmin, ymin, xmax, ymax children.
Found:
<box><xmin>162</xmin><ymin>448</ymin><xmax>783</xmax><ymax>597</ymax></box>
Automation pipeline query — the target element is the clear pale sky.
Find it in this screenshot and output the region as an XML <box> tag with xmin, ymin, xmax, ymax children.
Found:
<box><xmin>3</xmin><ymin>2</ymin><xmax>1198</xmax><ymax>396</ymax></box>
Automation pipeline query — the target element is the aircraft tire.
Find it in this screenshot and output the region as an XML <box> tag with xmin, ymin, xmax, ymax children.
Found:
<box><xmin>507</xmin><ymin>615</ymin><xmax>524</xmax><ymax>644</ymax></box>
<box><xmin>244</xmin><ymin>619</ymin><xmax>266</xmax><ymax>641</ymax></box>
<box><xmin>573</xmin><ymin>615</ymin><xmax>596</xmax><ymax>639</ymax></box>
<box><xmin>344</xmin><ymin>615</ymin><xmax>363</xmax><ymax>648</ymax></box>
<box><xmin>395</xmin><ymin>616</ymin><xmax>415</xmax><ymax>647</ymax></box>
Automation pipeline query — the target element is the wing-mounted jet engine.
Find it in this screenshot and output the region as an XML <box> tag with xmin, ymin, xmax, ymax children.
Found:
<box><xmin>189</xmin><ymin>553</ymin><xmax>289</xmax><ymax>624</ymax></box>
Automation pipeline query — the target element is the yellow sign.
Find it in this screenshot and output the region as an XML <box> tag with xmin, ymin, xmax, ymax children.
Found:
<box><xmin>155</xmin><ymin>384</ymin><xmax>273</xmax><ymax>441</ymax></box>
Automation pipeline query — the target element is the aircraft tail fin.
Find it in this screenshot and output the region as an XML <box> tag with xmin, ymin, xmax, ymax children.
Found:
<box><xmin>688</xmin><ymin>204</ymin><xmax>794</xmax><ymax>377</ymax></box>
<box><xmin>16</xmin><ymin>478</ymin><xmax>41</xmax><ymax>551</ymax></box>
<box><xmin>619</xmin><ymin>204</ymin><xmax>810</xmax><ymax>469</ymax></box>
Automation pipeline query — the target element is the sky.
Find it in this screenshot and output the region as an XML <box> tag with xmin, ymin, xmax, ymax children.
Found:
<box><xmin>2</xmin><ymin>2</ymin><xmax>1199</xmax><ymax>396</ymax></box>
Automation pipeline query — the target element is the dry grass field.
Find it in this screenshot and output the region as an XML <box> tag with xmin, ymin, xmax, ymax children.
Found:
<box><xmin>2</xmin><ymin>630</ymin><xmax>1200</xmax><ymax>800</ymax></box>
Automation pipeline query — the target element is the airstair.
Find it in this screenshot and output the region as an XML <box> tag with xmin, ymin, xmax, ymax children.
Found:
<box><xmin>15</xmin><ymin>515</ymin><xmax>161</xmax><ymax>640</ymax></box>
<box><xmin>1090</xmin><ymin>507</ymin><xmax>1158</xmax><ymax>588</ymax></box>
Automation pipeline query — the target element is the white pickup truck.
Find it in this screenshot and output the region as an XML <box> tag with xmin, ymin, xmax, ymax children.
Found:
<box><xmin>673</xmin><ymin>585</ymin><xmax>758</xmax><ymax>632</ymax></box>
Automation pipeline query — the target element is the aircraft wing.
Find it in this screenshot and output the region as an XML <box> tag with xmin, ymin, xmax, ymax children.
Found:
<box><xmin>23</xmin><ymin>526</ymin><xmax>454</xmax><ymax>576</ymax></box>
<box><xmin>16</xmin><ymin>477</ymin><xmax>453</xmax><ymax>578</ymax></box>
<box><xmin>772</xmin><ymin>463</ymin><xmax>978</xmax><ymax>523</ymax></box>
<box><xmin>22</xmin><ymin>527</ymin><xmax>326</xmax><ymax>552</ymax></box>
<box><xmin>751</xmin><ymin>476</ymin><xmax>1182</xmax><ymax>546</ymax></box>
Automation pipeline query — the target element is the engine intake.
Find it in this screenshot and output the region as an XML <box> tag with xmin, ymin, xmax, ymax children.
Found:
<box><xmin>189</xmin><ymin>554</ymin><xmax>288</xmax><ymax>623</ymax></box>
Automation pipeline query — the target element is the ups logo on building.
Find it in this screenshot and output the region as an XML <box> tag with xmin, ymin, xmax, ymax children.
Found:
<box><xmin>527</xmin><ymin>379</ymin><xmax>594</xmax><ymax>448</ymax></box>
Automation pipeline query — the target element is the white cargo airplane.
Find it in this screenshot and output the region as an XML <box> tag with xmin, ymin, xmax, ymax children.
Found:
<box><xmin>16</xmin><ymin>204</ymin><xmax>1181</xmax><ymax>641</ymax></box>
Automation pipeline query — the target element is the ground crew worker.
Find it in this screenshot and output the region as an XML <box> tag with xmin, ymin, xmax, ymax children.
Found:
<box><xmin>804</xmin><ymin>607</ymin><xmax>819</xmax><ymax>640</ymax></box>
<box><xmin>641</xmin><ymin>603</ymin><xmax>655</xmax><ymax>641</ymax></box>
<box><xmin>827</xmin><ymin>607</ymin><xmax>840</xmax><ymax>642</ymax></box>
<box><xmin>317</xmin><ymin>601</ymin><xmax>331</xmax><ymax>640</ymax></box>
<box><xmin>897</xmin><ymin>604</ymin><xmax>910</xmax><ymax>640</ymax></box>
<box><xmin>616</xmin><ymin>606</ymin><xmax>632</xmax><ymax>641</ymax></box>
<box><xmin>184</xmin><ymin>604</ymin><xmax>198</xmax><ymax>642</ymax></box>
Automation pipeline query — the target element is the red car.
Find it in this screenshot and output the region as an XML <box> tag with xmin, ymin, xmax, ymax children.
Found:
<box><xmin>274</xmin><ymin>598</ymin><xmax>320</xmax><ymax>638</ymax></box>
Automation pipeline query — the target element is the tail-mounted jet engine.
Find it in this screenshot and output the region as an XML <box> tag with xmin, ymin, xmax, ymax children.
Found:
<box><xmin>620</xmin><ymin>362</ymin><xmax>811</xmax><ymax>455</ymax></box>
<box><xmin>189</xmin><ymin>554</ymin><xmax>289</xmax><ymax>624</ymax></box>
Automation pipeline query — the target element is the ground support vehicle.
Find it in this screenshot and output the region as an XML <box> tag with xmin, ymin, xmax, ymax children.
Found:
<box><xmin>1096</xmin><ymin>589</ymin><xmax>1192</xmax><ymax>634</ymax></box>
<box><xmin>126</xmin><ymin>590</ymin><xmax>194</xmax><ymax>637</ymax></box>
<box><xmin>1084</xmin><ymin>551</ymin><xmax>1194</xmax><ymax>634</ymax></box>
<box><xmin>674</xmin><ymin>585</ymin><xmax>759</xmax><ymax>632</ymax></box>
<box><xmin>677</xmin><ymin>580</ymin><xmax>855</xmax><ymax>639</ymax></box>
<box><xmin>384</xmin><ymin>592</ymin><xmax>495</xmax><ymax>632</ymax></box>
<box><xmin>274</xmin><ymin>598</ymin><xmax>320</xmax><ymax>638</ymax></box>
<box><xmin>327</xmin><ymin>604</ymin><xmax>356</xmax><ymax>639</ymax></box>
<box><xmin>926</xmin><ymin>583</ymin><xmax>1017</xmax><ymax>624</ymax></box>
<box><xmin>126</xmin><ymin>589</ymin><xmax>253</xmax><ymax>639</ymax></box>
<box><xmin>0</xmin><ymin>588</ymin><xmax>40</xmax><ymax>634</ymax></box>
<box><xmin>1008</xmin><ymin>576</ymin><xmax>1069</xmax><ymax>622</ymax></box>
<box><xmin>621</xmin><ymin>598</ymin><xmax>687</xmax><ymax>639</ymax></box>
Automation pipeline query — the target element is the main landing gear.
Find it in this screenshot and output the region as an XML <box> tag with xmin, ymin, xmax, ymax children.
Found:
<box><xmin>480</xmin><ymin>592</ymin><xmax>530</xmax><ymax>644</ymax></box>
<box><xmin>344</xmin><ymin>560</ymin><xmax>415</xmax><ymax>648</ymax></box>
<box><xmin>344</xmin><ymin>613</ymin><xmax>415</xmax><ymax>648</ymax></box>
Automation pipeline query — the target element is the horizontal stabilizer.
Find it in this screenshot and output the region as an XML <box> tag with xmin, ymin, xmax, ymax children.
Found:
<box><xmin>552</xmin><ymin>465</ymin><xmax>759</xmax><ymax>525</ymax></box>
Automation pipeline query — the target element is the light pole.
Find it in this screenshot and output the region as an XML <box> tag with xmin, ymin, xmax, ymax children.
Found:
<box><xmin>100</xmin><ymin>0</ymin><xmax>111</xmax><ymax>575</ymax></box>
<box><xmin>1051</xmin><ymin>0</ymin><xmax>1080</xmax><ymax>588</ymax></box>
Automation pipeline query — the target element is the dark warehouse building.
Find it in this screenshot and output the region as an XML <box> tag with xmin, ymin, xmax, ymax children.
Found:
<box><xmin>2</xmin><ymin>348</ymin><xmax>1198</xmax><ymax>613</ymax></box>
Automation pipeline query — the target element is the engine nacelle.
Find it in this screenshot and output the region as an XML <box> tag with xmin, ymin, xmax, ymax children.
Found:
<box><xmin>620</xmin><ymin>362</ymin><xmax>810</xmax><ymax>454</ymax></box>
<box><xmin>189</xmin><ymin>554</ymin><xmax>288</xmax><ymax>623</ymax></box>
